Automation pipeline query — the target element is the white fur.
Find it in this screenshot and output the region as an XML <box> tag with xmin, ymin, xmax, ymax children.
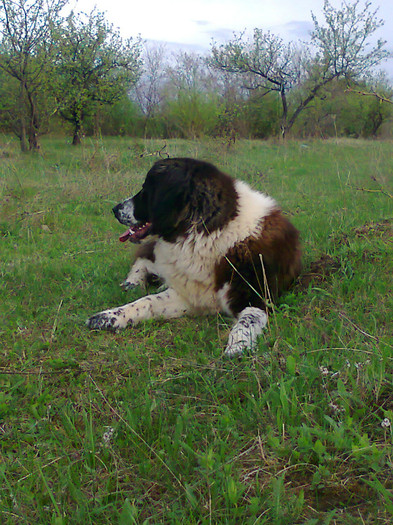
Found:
<box><xmin>225</xmin><ymin>307</ymin><xmax>268</xmax><ymax>356</ymax></box>
<box><xmin>121</xmin><ymin>257</ymin><xmax>157</xmax><ymax>290</ymax></box>
<box><xmin>116</xmin><ymin>198</ymin><xmax>135</xmax><ymax>225</ymax></box>
<box><xmin>88</xmin><ymin>289</ymin><xmax>189</xmax><ymax>331</ymax></box>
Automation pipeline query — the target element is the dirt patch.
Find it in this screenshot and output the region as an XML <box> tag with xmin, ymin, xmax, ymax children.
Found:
<box><xmin>334</xmin><ymin>218</ymin><xmax>393</xmax><ymax>246</ymax></box>
<box><xmin>296</xmin><ymin>254</ymin><xmax>341</xmax><ymax>290</ymax></box>
<box><xmin>297</xmin><ymin>219</ymin><xmax>393</xmax><ymax>290</ymax></box>
<box><xmin>353</xmin><ymin>218</ymin><xmax>392</xmax><ymax>238</ymax></box>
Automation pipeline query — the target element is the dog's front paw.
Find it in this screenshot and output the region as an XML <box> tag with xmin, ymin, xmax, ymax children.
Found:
<box><xmin>224</xmin><ymin>308</ymin><xmax>267</xmax><ymax>357</ymax></box>
<box><xmin>86</xmin><ymin>308</ymin><xmax>128</xmax><ymax>331</ymax></box>
<box><xmin>224</xmin><ymin>340</ymin><xmax>249</xmax><ymax>357</ymax></box>
<box><xmin>120</xmin><ymin>279</ymin><xmax>138</xmax><ymax>291</ymax></box>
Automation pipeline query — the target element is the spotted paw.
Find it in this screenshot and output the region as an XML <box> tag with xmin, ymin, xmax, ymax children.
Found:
<box><xmin>86</xmin><ymin>309</ymin><xmax>127</xmax><ymax>331</ymax></box>
<box><xmin>120</xmin><ymin>279</ymin><xmax>137</xmax><ymax>291</ymax></box>
<box><xmin>224</xmin><ymin>307</ymin><xmax>267</xmax><ymax>357</ymax></box>
<box><xmin>224</xmin><ymin>340</ymin><xmax>249</xmax><ymax>357</ymax></box>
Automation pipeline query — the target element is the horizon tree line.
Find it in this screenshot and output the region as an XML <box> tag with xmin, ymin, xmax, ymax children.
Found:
<box><xmin>0</xmin><ymin>0</ymin><xmax>392</xmax><ymax>151</ymax></box>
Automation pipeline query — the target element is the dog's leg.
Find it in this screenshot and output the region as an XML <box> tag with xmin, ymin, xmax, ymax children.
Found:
<box><xmin>121</xmin><ymin>258</ymin><xmax>156</xmax><ymax>290</ymax></box>
<box><xmin>225</xmin><ymin>307</ymin><xmax>267</xmax><ymax>357</ymax></box>
<box><xmin>87</xmin><ymin>288</ymin><xmax>188</xmax><ymax>331</ymax></box>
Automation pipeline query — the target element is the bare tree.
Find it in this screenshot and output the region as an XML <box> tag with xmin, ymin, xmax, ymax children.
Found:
<box><xmin>210</xmin><ymin>30</ymin><xmax>306</xmax><ymax>138</ymax></box>
<box><xmin>209</xmin><ymin>0</ymin><xmax>391</xmax><ymax>138</ymax></box>
<box><xmin>164</xmin><ymin>51</ymin><xmax>222</xmax><ymax>138</ymax></box>
<box><xmin>133</xmin><ymin>43</ymin><xmax>168</xmax><ymax>136</ymax></box>
<box><xmin>0</xmin><ymin>0</ymin><xmax>67</xmax><ymax>151</ymax></box>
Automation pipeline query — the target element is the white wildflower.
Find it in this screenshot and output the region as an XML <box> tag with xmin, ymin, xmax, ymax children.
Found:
<box><xmin>102</xmin><ymin>426</ymin><xmax>115</xmax><ymax>446</ymax></box>
<box><xmin>381</xmin><ymin>418</ymin><xmax>391</xmax><ymax>429</ymax></box>
<box><xmin>329</xmin><ymin>402</ymin><xmax>345</xmax><ymax>413</ymax></box>
<box><xmin>355</xmin><ymin>361</ymin><xmax>369</xmax><ymax>369</ymax></box>
<box><xmin>319</xmin><ymin>366</ymin><xmax>329</xmax><ymax>376</ymax></box>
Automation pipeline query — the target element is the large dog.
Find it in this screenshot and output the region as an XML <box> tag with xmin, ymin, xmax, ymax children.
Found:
<box><xmin>87</xmin><ymin>158</ymin><xmax>301</xmax><ymax>356</ymax></box>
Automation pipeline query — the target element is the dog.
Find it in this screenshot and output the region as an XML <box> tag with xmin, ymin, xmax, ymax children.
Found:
<box><xmin>87</xmin><ymin>158</ymin><xmax>301</xmax><ymax>356</ymax></box>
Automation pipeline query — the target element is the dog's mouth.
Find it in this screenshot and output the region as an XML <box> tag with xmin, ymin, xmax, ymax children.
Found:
<box><xmin>119</xmin><ymin>222</ymin><xmax>152</xmax><ymax>243</ymax></box>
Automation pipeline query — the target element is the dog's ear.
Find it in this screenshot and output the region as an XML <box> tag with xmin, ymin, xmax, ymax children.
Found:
<box><xmin>149</xmin><ymin>164</ymin><xmax>191</xmax><ymax>238</ymax></box>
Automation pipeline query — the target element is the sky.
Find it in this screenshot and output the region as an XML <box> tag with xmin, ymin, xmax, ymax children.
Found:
<box><xmin>74</xmin><ymin>0</ymin><xmax>393</xmax><ymax>77</ymax></box>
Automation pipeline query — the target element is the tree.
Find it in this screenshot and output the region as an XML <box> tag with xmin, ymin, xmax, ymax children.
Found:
<box><xmin>133</xmin><ymin>43</ymin><xmax>168</xmax><ymax>137</ymax></box>
<box><xmin>311</xmin><ymin>0</ymin><xmax>388</xmax><ymax>78</ymax></box>
<box><xmin>0</xmin><ymin>0</ymin><xmax>67</xmax><ymax>151</ymax></box>
<box><xmin>52</xmin><ymin>10</ymin><xmax>142</xmax><ymax>145</ymax></box>
<box><xmin>209</xmin><ymin>30</ymin><xmax>305</xmax><ymax>137</ymax></box>
<box><xmin>209</xmin><ymin>0</ymin><xmax>391</xmax><ymax>138</ymax></box>
<box><xmin>0</xmin><ymin>62</ymin><xmax>56</xmax><ymax>138</ymax></box>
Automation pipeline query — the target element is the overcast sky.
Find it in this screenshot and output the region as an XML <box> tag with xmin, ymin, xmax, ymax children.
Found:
<box><xmin>74</xmin><ymin>0</ymin><xmax>393</xmax><ymax>76</ymax></box>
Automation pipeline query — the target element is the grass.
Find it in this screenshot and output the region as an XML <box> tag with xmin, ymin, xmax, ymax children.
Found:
<box><xmin>0</xmin><ymin>135</ymin><xmax>392</xmax><ymax>523</ymax></box>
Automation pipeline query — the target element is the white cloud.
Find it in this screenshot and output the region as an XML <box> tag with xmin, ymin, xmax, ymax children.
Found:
<box><xmin>73</xmin><ymin>0</ymin><xmax>393</xmax><ymax>75</ymax></box>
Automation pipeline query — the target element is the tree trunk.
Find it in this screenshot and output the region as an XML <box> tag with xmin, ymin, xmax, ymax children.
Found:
<box><xmin>285</xmin><ymin>75</ymin><xmax>340</xmax><ymax>138</ymax></box>
<box><xmin>19</xmin><ymin>121</ymin><xmax>29</xmax><ymax>152</ymax></box>
<box><xmin>28</xmin><ymin>129</ymin><xmax>40</xmax><ymax>151</ymax></box>
<box><xmin>280</xmin><ymin>86</ymin><xmax>288</xmax><ymax>139</ymax></box>
<box><xmin>25</xmin><ymin>86</ymin><xmax>41</xmax><ymax>151</ymax></box>
<box><xmin>72</xmin><ymin>117</ymin><xmax>82</xmax><ymax>145</ymax></box>
<box><xmin>72</xmin><ymin>129</ymin><xmax>81</xmax><ymax>145</ymax></box>
<box><xmin>371</xmin><ymin>110</ymin><xmax>383</xmax><ymax>137</ymax></box>
<box><xmin>18</xmin><ymin>85</ymin><xmax>29</xmax><ymax>152</ymax></box>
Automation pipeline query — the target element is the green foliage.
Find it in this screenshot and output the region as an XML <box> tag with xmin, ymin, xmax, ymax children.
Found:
<box><xmin>243</xmin><ymin>91</ymin><xmax>281</xmax><ymax>138</ymax></box>
<box><xmin>161</xmin><ymin>51</ymin><xmax>223</xmax><ymax>139</ymax></box>
<box><xmin>164</xmin><ymin>91</ymin><xmax>222</xmax><ymax>138</ymax></box>
<box><xmin>90</xmin><ymin>95</ymin><xmax>143</xmax><ymax>137</ymax></box>
<box><xmin>0</xmin><ymin>137</ymin><xmax>392</xmax><ymax>523</ymax></box>
<box><xmin>51</xmin><ymin>9</ymin><xmax>142</xmax><ymax>145</ymax></box>
<box><xmin>0</xmin><ymin>0</ymin><xmax>68</xmax><ymax>150</ymax></box>
<box><xmin>292</xmin><ymin>78</ymin><xmax>393</xmax><ymax>138</ymax></box>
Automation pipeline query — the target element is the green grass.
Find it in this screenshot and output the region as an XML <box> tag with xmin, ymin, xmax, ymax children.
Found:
<box><xmin>1</xmin><ymin>135</ymin><xmax>392</xmax><ymax>523</ymax></box>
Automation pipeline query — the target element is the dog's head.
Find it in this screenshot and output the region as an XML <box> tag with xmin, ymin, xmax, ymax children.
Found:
<box><xmin>113</xmin><ymin>157</ymin><xmax>238</xmax><ymax>243</ymax></box>
<box><xmin>113</xmin><ymin>158</ymin><xmax>196</xmax><ymax>243</ymax></box>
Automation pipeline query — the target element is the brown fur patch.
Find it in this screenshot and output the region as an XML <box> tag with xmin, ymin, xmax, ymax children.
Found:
<box><xmin>214</xmin><ymin>210</ymin><xmax>301</xmax><ymax>315</ymax></box>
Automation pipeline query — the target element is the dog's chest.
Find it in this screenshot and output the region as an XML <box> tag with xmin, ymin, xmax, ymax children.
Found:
<box><xmin>154</xmin><ymin>235</ymin><xmax>220</xmax><ymax>311</ymax></box>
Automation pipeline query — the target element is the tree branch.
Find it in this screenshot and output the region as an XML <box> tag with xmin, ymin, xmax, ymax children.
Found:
<box><xmin>345</xmin><ymin>86</ymin><xmax>393</xmax><ymax>104</ymax></box>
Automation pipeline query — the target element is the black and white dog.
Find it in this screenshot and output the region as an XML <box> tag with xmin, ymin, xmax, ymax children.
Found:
<box><xmin>87</xmin><ymin>158</ymin><xmax>301</xmax><ymax>356</ymax></box>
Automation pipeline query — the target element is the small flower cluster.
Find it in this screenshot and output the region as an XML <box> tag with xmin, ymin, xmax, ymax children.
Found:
<box><xmin>102</xmin><ymin>426</ymin><xmax>115</xmax><ymax>447</ymax></box>
<box><xmin>320</xmin><ymin>359</ymin><xmax>371</xmax><ymax>378</ymax></box>
<box><xmin>319</xmin><ymin>366</ymin><xmax>340</xmax><ymax>379</ymax></box>
<box><xmin>328</xmin><ymin>402</ymin><xmax>345</xmax><ymax>414</ymax></box>
<box><xmin>381</xmin><ymin>418</ymin><xmax>391</xmax><ymax>429</ymax></box>
<box><xmin>345</xmin><ymin>359</ymin><xmax>372</xmax><ymax>369</ymax></box>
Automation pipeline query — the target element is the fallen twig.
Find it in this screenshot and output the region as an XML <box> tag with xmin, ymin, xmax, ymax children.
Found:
<box><xmin>134</xmin><ymin>143</ymin><xmax>169</xmax><ymax>159</ymax></box>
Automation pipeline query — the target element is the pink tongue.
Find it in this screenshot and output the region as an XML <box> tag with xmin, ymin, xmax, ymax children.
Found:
<box><xmin>119</xmin><ymin>229</ymin><xmax>133</xmax><ymax>242</ymax></box>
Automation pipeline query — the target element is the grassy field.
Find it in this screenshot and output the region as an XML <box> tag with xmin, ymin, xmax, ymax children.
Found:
<box><xmin>0</xmin><ymin>136</ymin><xmax>392</xmax><ymax>524</ymax></box>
